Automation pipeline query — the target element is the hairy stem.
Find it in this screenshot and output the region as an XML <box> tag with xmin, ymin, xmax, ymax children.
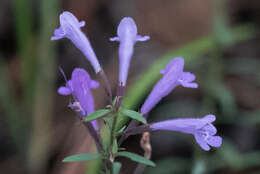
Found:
<box><xmin>98</xmin><ymin>69</ymin><xmax>113</xmax><ymax>103</ymax></box>
<box><xmin>83</xmin><ymin>122</ymin><xmax>104</xmax><ymax>153</ymax></box>
<box><xmin>115</xmin><ymin>84</ymin><xmax>125</xmax><ymax>110</ymax></box>
<box><xmin>118</xmin><ymin>120</ymin><xmax>138</xmax><ymax>145</ymax></box>
<box><xmin>134</xmin><ymin>132</ymin><xmax>152</xmax><ymax>174</ymax></box>
<box><xmin>109</xmin><ymin>112</ymin><xmax>119</xmax><ymax>154</ymax></box>
<box><xmin>118</xmin><ymin>124</ymin><xmax>152</xmax><ymax>146</ymax></box>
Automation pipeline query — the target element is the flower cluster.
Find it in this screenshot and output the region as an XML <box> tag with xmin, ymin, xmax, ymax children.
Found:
<box><xmin>140</xmin><ymin>57</ymin><xmax>221</xmax><ymax>151</ymax></box>
<box><xmin>52</xmin><ymin>11</ymin><xmax>222</xmax><ymax>153</ymax></box>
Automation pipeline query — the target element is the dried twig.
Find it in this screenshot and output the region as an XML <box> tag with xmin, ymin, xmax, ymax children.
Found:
<box><xmin>134</xmin><ymin>132</ymin><xmax>152</xmax><ymax>174</ymax></box>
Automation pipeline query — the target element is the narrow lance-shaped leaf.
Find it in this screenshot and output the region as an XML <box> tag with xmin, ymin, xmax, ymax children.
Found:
<box><xmin>116</xmin><ymin>125</ymin><xmax>126</xmax><ymax>136</ymax></box>
<box><xmin>63</xmin><ymin>153</ymin><xmax>101</xmax><ymax>162</ymax></box>
<box><xmin>84</xmin><ymin>109</ymin><xmax>111</xmax><ymax>122</ymax></box>
<box><xmin>113</xmin><ymin>162</ymin><xmax>122</xmax><ymax>174</ymax></box>
<box><xmin>121</xmin><ymin>109</ymin><xmax>147</xmax><ymax>124</ymax></box>
<box><xmin>112</xmin><ymin>139</ymin><xmax>118</xmax><ymax>154</ymax></box>
<box><xmin>116</xmin><ymin>151</ymin><xmax>156</xmax><ymax>167</ymax></box>
<box><xmin>104</xmin><ymin>116</ymin><xmax>114</xmax><ymax>129</ymax></box>
<box><xmin>112</xmin><ymin>96</ymin><xmax>119</xmax><ymax>106</ymax></box>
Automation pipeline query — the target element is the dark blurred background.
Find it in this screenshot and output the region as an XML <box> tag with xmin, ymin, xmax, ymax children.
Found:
<box><xmin>0</xmin><ymin>0</ymin><xmax>260</xmax><ymax>173</ymax></box>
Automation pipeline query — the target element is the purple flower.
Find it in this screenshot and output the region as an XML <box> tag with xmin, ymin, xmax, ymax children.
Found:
<box><xmin>150</xmin><ymin>115</ymin><xmax>222</xmax><ymax>151</ymax></box>
<box><xmin>141</xmin><ymin>57</ymin><xmax>198</xmax><ymax>116</ymax></box>
<box><xmin>110</xmin><ymin>17</ymin><xmax>150</xmax><ymax>86</ymax></box>
<box><xmin>51</xmin><ymin>11</ymin><xmax>101</xmax><ymax>73</ymax></box>
<box><xmin>58</xmin><ymin>68</ymin><xmax>99</xmax><ymax>130</ymax></box>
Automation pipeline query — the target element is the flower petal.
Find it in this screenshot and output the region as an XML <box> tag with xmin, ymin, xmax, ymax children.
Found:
<box><xmin>141</xmin><ymin>57</ymin><xmax>186</xmax><ymax>115</ymax></box>
<box><xmin>111</xmin><ymin>17</ymin><xmax>149</xmax><ymax>86</ymax></box>
<box><xmin>110</xmin><ymin>37</ymin><xmax>120</xmax><ymax>42</ymax></box>
<box><xmin>66</xmin><ymin>80</ymin><xmax>73</xmax><ymax>90</ymax></box>
<box><xmin>136</xmin><ymin>35</ymin><xmax>150</xmax><ymax>42</ymax></box>
<box><xmin>117</xmin><ymin>17</ymin><xmax>137</xmax><ymax>38</ymax></box>
<box><xmin>204</xmin><ymin>123</ymin><xmax>217</xmax><ymax>135</ymax></box>
<box><xmin>60</xmin><ymin>11</ymin><xmax>82</xmax><ymax>29</ymax></box>
<box><xmin>181</xmin><ymin>72</ymin><xmax>196</xmax><ymax>82</ymax></box>
<box><xmin>58</xmin><ymin>86</ymin><xmax>72</xmax><ymax>95</ymax></box>
<box><xmin>71</xmin><ymin>68</ymin><xmax>95</xmax><ymax>114</ymax></box>
<box><xmin>164</xmin><ymin>57</ymin><xmax>184</xmax><ymax>74</ymax></box>
<box><xmin>79</xmin><ymin>21</ymin><xmax>85</xmax><ymax>27</ymax></box>
<box><xmin>203</xmin><ymin>114</ymin><xmax>216</xmax><ymax>123</ymax></box>
<box><xmin>51</xmin><ymin>27</ymin><xmax>65</xmax><ymax>40</ymax></box>
<box><xmin>179</xmin><ymin>72</ymin><xmax>198</xmax><ymax>88</ymax></box>
<box><xmin>90</xmin><ymin>80</ymin><xmax>99</xmax><ymax>89</ymax></box>
<box><xmin>150</xmin><ymin>119</ymin><xmax>197</xmax><ymax>134</ymax></box>
<box><xmin>160</xmin><ymin>69</ymin><xmax>166</xmax><ymax>74</ymax></box>
<box><xmin>91</xmin><ymin>120</ymin><xmax>99</xmax><ymax>130</ymax></box>
<box><xmin>194</xmin><ymin>133</ymin><xmax>210</xmax><ymax>151</ymax></box>
<box><xmin>52</xmin><ymin>11</ymin><xmax>101</xmax><ymax>73</ymax></box>
<box><xmin>207</xmin><ymin>136</ymin><xmax>222</xmax><ymax>147</ymax></box>
<box><xmin>194</xmin><ymin>114</ymin><xmax>216</xmax><ymax>129</ymax></box>
<box><xmin>179</xmin><ymin>81</ymin><xmax>198</xmax><ymax>88</ymax></box>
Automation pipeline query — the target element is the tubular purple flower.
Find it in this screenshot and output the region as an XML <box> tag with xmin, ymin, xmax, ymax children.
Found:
<box><xmin>110</xmin><ymin>17</ymin><xmax>150</xmax><ymax>86</ymax></box>
<box><xmin>51</xmin><ymin>11</ymin><xmax>101</xmax><ymax>73</ymax></box>
<box><xmin>58</xmin><ymin>68</ymin><xmax>99</xmax><ymax>130</ymax></box>
<box><xmin>141</xmin><ymin>57</ymin><xmax>198</xmax><ymax>116</ymax></box>
<box><xmin>150</xmin><ymin>115</ymin><xmax>222</xmax><ymax>151</ymax></box>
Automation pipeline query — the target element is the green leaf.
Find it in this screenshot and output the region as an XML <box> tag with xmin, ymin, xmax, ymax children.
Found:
<box><xmin>191</xmin><ymin>159</ymin><xmax>206</xmax><ymax>174</ymax></box>
<box><xmin>105</xmin><ymin>104</ymin><xmax>113</xmax><ymax>109</ymax></box>
<box><xmin>104</xmin><ymin>116</ymin><xmax>114</xmax><ymax>129</ymax></box>
<box><xmin>113</xmin><ymin>162</ymin><xmax>122</xmax><ymax>174</ymax></box>
<box><xmin>112</xmin><ymin>96</ymin><xmax>119</xmax><ymax>106</ymax></box>
<box><xmin>84</xmin><ymin>109</ymin><xmax>111</xmax><ymax>122</ymax></box>
<box><xmin>118</xmin><ymin>147</ymin><xmax>126</xmax><ymax>151</ymax></box>
<box><xmin>112</xmin><ymin>139</ymin><xmax>118</xmax><ymax>154</ymax></box>
<box><xmin>63</xmin><ymin>153</ymin><xmax>101</xmax><ymax>162</ymax></box>
<box><xmin>116</xmin><ymin>125</ymin><xmax>126</xmax><ymax>136</ymax></box>
<box><xmin>121</xmin><ymin>109</ymin><xmax>147</xmax><ymax>124</ymax></box>
<box><xmin>116</xmin><ymin>151</ymin><xmax>155</xmax><ymax>167</ymax></box>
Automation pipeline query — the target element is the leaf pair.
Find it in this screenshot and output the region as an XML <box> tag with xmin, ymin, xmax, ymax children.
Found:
<box><xmin>63</xmin><ymin>153</ymin><xmax>121</xmax><ymax>174</ymax></box>
<box><xmin>63</xmin><ymin>151</ymin><xmax>155</xmax><ymax>167</ymax></box>
<box><xmin>84</xmin><ymin>108</ymin><xmax>147</xmax><ymax>125</ymax></box>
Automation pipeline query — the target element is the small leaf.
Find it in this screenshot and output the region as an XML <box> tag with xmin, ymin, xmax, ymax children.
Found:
<box><xmin>113</xmin><ymin>162</ymin><xmax>122</xmax><ymax>174</ymax></box>
<box><xmin>112</xmin><ymin>96</ymin><xmax>119</xmax><ymax>106</ymax></box>
<box><xmin>106</xmin><ymin>105</ymin><xmax>113</xmax><ymax>109</ymax></box>
<box><xmin>116</xmin><ymin>151</ymin><xmax>155</xmax><ymax>167</ymax></box>
<box><xmin>104</xmin><ymin>116</ymin><xmax>114</xmax><ymax>129</ymax></box>
<box><xmin>63</xmin><ymin>153</ymin><xmax>101</xmax><ymax>162</ymax></box>
<box><xmin>116</xmin><ymin>125</ymin><xmax>126</xmax><ymax>136</ymax></box>
<box><xmin>121</xmin><ymin>109</ymin><xmax>147</xmax><ymax>124</ymax></box>
<box><xmin>112</xmin><ymin>139</ymin><xmax>118</xmax><ymax>154</ymax></box>
<box><xmin>118</xmin><ymin>147</ymin><xmax>126</xmax><ymax>151</ymax></box>
<box><xmin>84</xmin><ymin>109</ymin><xmax>111</xmax><ymax>122</ymax></box>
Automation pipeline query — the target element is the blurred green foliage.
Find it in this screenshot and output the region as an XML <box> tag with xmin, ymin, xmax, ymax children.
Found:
<box><xmin>0</xmin><ymin>0</ymin><xmax>58</xmax><ymax>173</ymax></box>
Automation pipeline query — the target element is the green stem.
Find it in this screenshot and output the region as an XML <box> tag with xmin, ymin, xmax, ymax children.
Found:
<box><xmin>110</xmin><ymin>115</ymin><xmax>118</xmax><ymax>148</ymax></box>
<box><xmin>104</xmin><ymin>104</ymin><xmax>121</xmax><ymax>174</ymax></box>
<box><xmin>83</xmin><ymin>122</ymin><xmax>104</xmax><ymax>153</ymax></box>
